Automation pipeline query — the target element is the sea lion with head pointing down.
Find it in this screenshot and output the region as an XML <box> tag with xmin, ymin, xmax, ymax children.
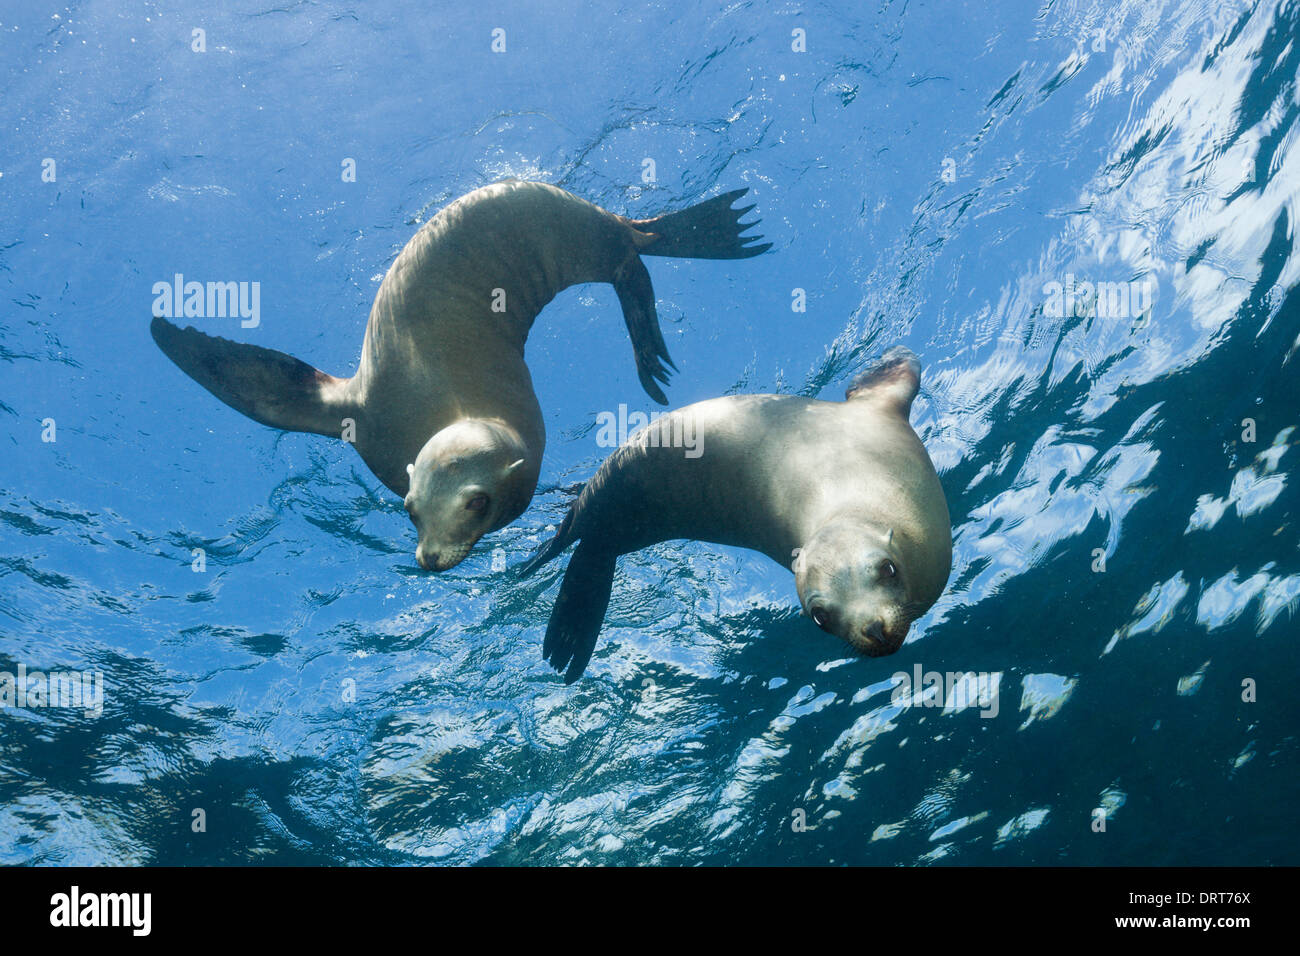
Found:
<box><xmin>151</xmin><ymin>179</ymin><xmax>770</xmax><ymax>570</ymax></box>
<box><xmin>519</xmin><ymin>346</ymin><xmax>952</xmax><ymax>683</ymax></box>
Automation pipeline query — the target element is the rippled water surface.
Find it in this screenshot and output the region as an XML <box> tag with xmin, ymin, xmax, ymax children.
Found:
<box><xmin>2</xmin><ymin>0</ymin><xmax>1297</xmax><ymax>865</ymax></box>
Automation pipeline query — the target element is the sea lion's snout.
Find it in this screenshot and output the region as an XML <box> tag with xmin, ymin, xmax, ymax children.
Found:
<box><xmin>860</xmin><ymin>619</ymin><xmax>887</xmax><ymax>653</ymax></box>
<box><xmin>857</xmin><ymin>618</ymin><xmax>908</xmax><ymax>657</ymax></box>
<box><xmin>415</xmin><ymin>541</ymin><xmax>474</xmax><ymax>572</ymax></box>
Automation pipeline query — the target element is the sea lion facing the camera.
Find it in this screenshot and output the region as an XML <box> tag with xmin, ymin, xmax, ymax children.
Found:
<box><xmin>519</xmin><ymin>346</ymin><xmax>952</xmax><ymax>682</ymax></box>
<box><xmin>151</xmin><ymin>179</ymin><xmax>770</xmax><ymax>570</ymax></box>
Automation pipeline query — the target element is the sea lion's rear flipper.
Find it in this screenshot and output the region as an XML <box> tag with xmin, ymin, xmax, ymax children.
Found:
<box><xmin>542</xmin><ymin>542</ymin><xmax>617</xmax><ymax>684</ymax></box>
<box><xmin>632</xmin><ymin>189</ymin><xmax>773</xmax><ymax>260</ymax></box>
<box><xmin>151</xmin><ymin>316</ymin><xmax>347</xmax><ymax>437</ymax></box>
<box><xmin>614</xmin><ymin>188</ymin><xmax>770</xmax><ymax>404</ymax></box>
<box><xmin>613</xmin><ymin>256</ymin><xmax>676</xmax><ymax>405</ymax></box>
<box><xmin>845</xmin><ymin>346</ymin><xmax>922</xmax><ymax>418</ymax></box>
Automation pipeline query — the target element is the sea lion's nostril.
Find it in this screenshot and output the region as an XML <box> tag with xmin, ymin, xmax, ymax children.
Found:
<box><xmin>863</xmin><ymin>620</ymin><xmax>885</xmax><ymax>643</ymax></box>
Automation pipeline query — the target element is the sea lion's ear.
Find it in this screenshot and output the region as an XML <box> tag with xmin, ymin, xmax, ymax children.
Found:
<box><xmin>504</xmin><ymin>458</ymin><xmax>525</xmax><ymax>475</ymax></box>
<box><xmin>406</xmin><ymin>463</ymin><xmax>415</xmax><ymax>477</ymax></box>
<box><xmin>846</xmin><ymin>346</ymin><xmax>921</xmax><ymax>417</ymax></box>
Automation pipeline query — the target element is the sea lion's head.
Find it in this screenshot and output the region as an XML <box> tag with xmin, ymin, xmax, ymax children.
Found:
<box><xmin>404</xmin><ymin>420</ymin><xmax>531</xmax><ymax>572</ymax></box>
<box><xmin>793</xmin><ymin>518</ymin><xmax>932</xmax><ymax>656</ymax></box>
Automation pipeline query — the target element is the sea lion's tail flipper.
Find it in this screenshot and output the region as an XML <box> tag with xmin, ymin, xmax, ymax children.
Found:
<box><xmin>613</xmin><ymin>256</ymin><xmax>676</xmax><ymax>405</ymax></box>
<box><xmin>542</xmin><ymin>542</ymin><xmax>617</xmax><ymax>683</ymax></box>
<box><xmin>632</xmin><ymin>189</ymin><xmax>773</xmax><ymax>260</ymax></box>
<box><xmin>615</xmin><ymin>189</ymin><xmax>769</xmax><ymax>403</ymax></box>
<box><xmin>151</xmin><ymin>316</ymin><xmax>347</xmax><ymax>437</ymax></box>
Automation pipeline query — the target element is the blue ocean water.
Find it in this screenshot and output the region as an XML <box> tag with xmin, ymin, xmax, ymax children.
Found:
<box><xmin>1</xmin><ymin>0</ymin><xmax>1297</xmax><ymax>866</ymax></box>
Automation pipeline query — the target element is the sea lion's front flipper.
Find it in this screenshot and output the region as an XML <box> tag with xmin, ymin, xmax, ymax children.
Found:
<box><xmin>542</xmin><ymin>542</ymin><xmax>617</xmax><ymax>683</ymax></box>
<box><xmin>517</xmin><ymin>506</ymin><xmax>577</xmax><ymax>578</ymax></box>
<box><xmin>845</xmin><ymin>346</ymin><xmax>921</xmax><ymax>418</ymax></box>
<box><xmin>612</xmin><ymin>255</ymin><xmax>676</xmax><ymax>406</ymax></box>
<box><xmin>151</xmin><ymin>317</ymin><xmax>349</xmax><ymax>437</ymax></box>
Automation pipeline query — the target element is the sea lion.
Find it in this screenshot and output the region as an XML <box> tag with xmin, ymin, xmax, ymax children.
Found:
<box><xmin>519</xmin><ymin>346</ymin><xmax>952</xmax><ymax>682</ymax></box>
<box><xmin>150</xmin><ymin>179</ymin><xmax>770</xmax><ymax>570</ymax></box>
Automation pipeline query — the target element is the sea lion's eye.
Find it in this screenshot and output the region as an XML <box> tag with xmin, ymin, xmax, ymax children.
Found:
<box><xmin>811</xmin><ymin>607</ymin><xmax>830</xmax><ymax>630</ymax></box>
<box><xmin>466</xmin><ymin>494</ymin><xmax>489</xmax><ymax>512</ymax></box>
<box><xmin>881</xmin><ymin>560</ymin><xmax>897</xmax><ymax>579</ymax></box>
